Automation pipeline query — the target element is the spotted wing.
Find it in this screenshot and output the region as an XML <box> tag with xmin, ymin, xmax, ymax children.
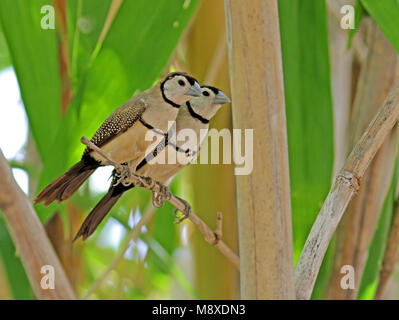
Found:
<box><xmin>83</xmin><ymin>98</ymin><xmax>148</xmax><ymax>155</ymax></box>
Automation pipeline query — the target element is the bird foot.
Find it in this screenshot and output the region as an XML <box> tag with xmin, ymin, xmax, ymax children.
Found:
<box><xmin>152</xmin><ymin>183</ymin><xmax>171</xmax><ymax>208</ymax></box>
<box><xmin>173</xmin><ymin>196</ymin><xmax>191</xmax><ymax>224</ymax></box>
<box><xmin>114</xmin><ymin>164</ymin><xmax>132</xmax><ymax>186</ymax></box>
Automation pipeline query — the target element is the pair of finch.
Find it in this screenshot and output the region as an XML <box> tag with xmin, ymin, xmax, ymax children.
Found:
<box><xmin>34</xmin><ymin>72</ymin><xmax>230</xmax><ymax>240</ymax></box>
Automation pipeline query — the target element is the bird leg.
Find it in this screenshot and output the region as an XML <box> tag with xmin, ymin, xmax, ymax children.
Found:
<box><xmin>151</xmin><ymin>183</ymin><xmax>171</xmax><ymax>208</ymax></box>
<box><xmin>173</xmin><ymin>195</ymin><xmax>192</xmax><ymax>224</ymax></box>
<box><xmin>133</xmin><ymin>175</ymin><xmax>172</xmax><ymax>209</ymax></box>
<box><xmin>113</xmin><ymin>164</ymin><xmax>132</xmax><ymax>187</ymax></box>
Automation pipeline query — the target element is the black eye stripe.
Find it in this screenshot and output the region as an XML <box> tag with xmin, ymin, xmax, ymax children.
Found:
<box><xmin>202</xmin><ymin>85</ymin><xmax>220</xmax><ymax>95</ymax></box>
<box><xmin>185</xmin><ymin>76</ymin><xmax>196</xmax><ymax>86</ymax></box>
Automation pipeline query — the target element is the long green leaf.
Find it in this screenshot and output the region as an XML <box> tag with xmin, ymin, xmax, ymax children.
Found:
<box><xmin>278</xmin><ymin>0</ymin><xmax>335</xmax><ymax>299</ymax></box>
<box><xmin>0</xmin><ymin>24</ymin><xmax>10</xmax><ymax>71</ymax></box>
<box><xmin>361</xmin><ymin>0</ymin><xmax>399</xmax><ymax>54</ymax></box>
<box><xmin>67</xmin><ymin>0</ymin><xmax>112</xmax><ymax>83</ymax></box>
<box><xmin>0</xmin><ymin>216</ymin><xmax>33</xmax><ymax>299</ymax></box>
<box><xmin>0</xmin><ymin>0</ymin><xmax>61</xmax><ymax>161</ymax></box>
<box><xmin>347</xmin><ymin>0</ymin><xmax>365</xmax><ymax>48</ymax></box>
<box><xmin>357</xmin><ymin>159</ymin><xmax>398</xmax><ymax>299</ymax></box>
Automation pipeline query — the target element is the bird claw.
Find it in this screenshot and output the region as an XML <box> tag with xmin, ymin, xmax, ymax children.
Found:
<box><xmin>173</xmin><ymin>196</ymin><xmax>191</xmax><ymax>224</ymax></box>
<box><xmin>113</xmin><ymin>164</ymin><xmax>132</xmax><ymax>186</ymax></box>
<box><xmin>151</xmin><ymin>183</ymin><xmax>171</xmax><ymax>208</ymax></box>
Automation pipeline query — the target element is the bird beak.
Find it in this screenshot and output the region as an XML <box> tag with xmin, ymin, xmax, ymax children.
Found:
<box><xmin>214</xmin><ymin>91</ymin><xmax>231</xmax><ymax>105</ymax></box>
<box><xmin>186</xmin><ymin>82</ymin><xmax>202</xmax><ymax>97</ymax></box>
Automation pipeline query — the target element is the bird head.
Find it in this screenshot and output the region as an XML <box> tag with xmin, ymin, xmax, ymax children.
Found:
<box><xmin>160</xmin><ymin>72</ymin><xmax>201</xmax><ymax>106</ymax></box>
<box><xmin>188</xmin><ymin>86</ymin><xmax>230</xmax><ymax>121</ymax></box>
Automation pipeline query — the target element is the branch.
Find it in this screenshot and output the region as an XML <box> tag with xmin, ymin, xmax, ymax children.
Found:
<box><xmin>81</xmin><ymin>137</ymin><xmax>240</xmax><ymax>271</ymax></box>
<box><xmin>0</xmin><ymin>149</ymin><xmax>75</xmax><ymax>299</ymax></box>
<box><xmin>295</xmin><ymin>81</ymin><xmax>399</xmax><ymax>300</ymax></box>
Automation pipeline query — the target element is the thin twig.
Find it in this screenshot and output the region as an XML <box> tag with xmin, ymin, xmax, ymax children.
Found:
<box><xmin>295</xmin><ymin>80</ymin><xmax>399</xmax><ymax>300</ymax></box>
<box><xmin>0</xmin><ymin>149</ymin><xmax>75</xmax><ymax>299</ymax></box>
<box><xmin>375</xmin><ymin>200</ymin><xmax>399</xmax><ymax>299</ymax></box>
<box><xmin>81</xmin><ymin>137</ymin><xmax>240</xmax><ymax>270</ymax></box>
<box><xmin>214</xmin><ymin>212</ymin><xmax>222</xmax><ymax>245</ymax></box>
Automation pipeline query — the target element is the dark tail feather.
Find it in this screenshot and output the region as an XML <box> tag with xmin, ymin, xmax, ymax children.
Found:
<box><xmin>34</xmin><ymin>155</ymin><xmax>100</xmax><ymax>206</ymax></box>
<box><xmin>73</xmin><ymin>183</ymin><xmax>134</xmax><ymax>241</ymax></box>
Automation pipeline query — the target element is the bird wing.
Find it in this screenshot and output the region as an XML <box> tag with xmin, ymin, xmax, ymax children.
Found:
<box><xmin>83</xmin><ymin>97</ymin><xmax>148</xmax><ymax>155</ymax></box>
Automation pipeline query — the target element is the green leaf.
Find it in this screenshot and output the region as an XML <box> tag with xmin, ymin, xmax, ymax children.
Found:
<box><xmin>0</xmin><ymin>24</ymin><xmax>11</xmax><ymax>71</ymax></box>
<box><xmin>347</xmin><ymin>0</ymin><xmax>365</xmax><ymax>48</ymax></box>
<box><xmin>361</xmin><ymin>0</ymin><xmax>399</xmax><ymax>53</ymax></box>
<box><xmin>67</xmin><ymin>0</ymin><xmax>113</xmax><ymax>83</ymax></box>
<box><xmin>278</xmin><ymin>0</ymin><xmax>334</xmax><ymax>299</ymax></box>
<box><xmin>152</xmin><ymin>203</ymin><xmax>178</xmax><ymax>255</ymax></box>
<box><xmin>36</xmin><ymin>0</ymin><xmax>199</xmax><ymax>222</ymax></box>
<box><xmin>0</xmin><ymin>215</ymin><xmax>33</xmax><ymax>299</ymax></box>
<box><xmin>357</xmin><ymin>159</ymin><xmax>398</xmax><ymax>299</ymax></box>
<box><xmin>0</xmin><ymin>0</ymin><xmax>61</xmax><ymax>162</ymax></box>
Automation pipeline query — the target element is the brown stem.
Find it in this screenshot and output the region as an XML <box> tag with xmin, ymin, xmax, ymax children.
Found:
<box><xmin>224</xmin><ymin>0</ymin><xmax>295</xmax><ymax>299</ymax></box>
<box><xmin>0</xmin><ymin>149</ymin><xmax>75</xmax><ymax>299</ymax></box>
<box><xmin>52</xmin><ymin>0</ymin><xmax>73</xmax><ymax>115</ymax></box>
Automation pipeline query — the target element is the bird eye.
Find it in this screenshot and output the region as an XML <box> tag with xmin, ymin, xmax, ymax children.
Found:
<box><xmin>178</xmin><ymin>80</ymin><xmax>185</xmax><ymax>86</ymax></box>
<box><xmin>202</xmin><ymin>91</ymin><xmax>210</xmax><ymax>96</ymax></box>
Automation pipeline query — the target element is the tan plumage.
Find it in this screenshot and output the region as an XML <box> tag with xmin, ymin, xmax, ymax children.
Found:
<box><xmin>34</xmin><ymin>72</ymin><xmax>201</xmax><ymax>206</ymax></box>
<box><xmin>74</xmin><ymin>86</ymin><xmax>230</xmax><ymax>240</ymax></box>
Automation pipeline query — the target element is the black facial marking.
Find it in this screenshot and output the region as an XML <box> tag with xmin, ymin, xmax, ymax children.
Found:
<box><xmin>202</xmin><ymin>90</ymin><xmax>210</xmax><ymax>97</ymax></box>
<box><xmin>202</xmin><ymin>85</ymin><xmax>220</xmax><ymax>95</ymax></box>
<box><xmin>159</xmin><ymin>72</ymin><xmax>199</xmax><ymax>108</ymax></box>
<box><xmin>160</xmin><ymin>76</ymin><xmax>181</xmax><ymax>109</ymax></box>
<box><xmin>178</xmin><ymin>79</ymin><xmax>185</xmax><ymax>86</ymax></box>
<box><xmin>185</xmin><ymin>75</ymin><xmax>196</xmax><ymax>86</ymax></box>
<box><xmin>161</xmin><ymin>72</ymin><xmax>198</xmax><ymax>87</ymax></box>
<box><xmin>186</xmin><ymin>101</ymin><xmax>209</xmax><ymax>124</ymax></box>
